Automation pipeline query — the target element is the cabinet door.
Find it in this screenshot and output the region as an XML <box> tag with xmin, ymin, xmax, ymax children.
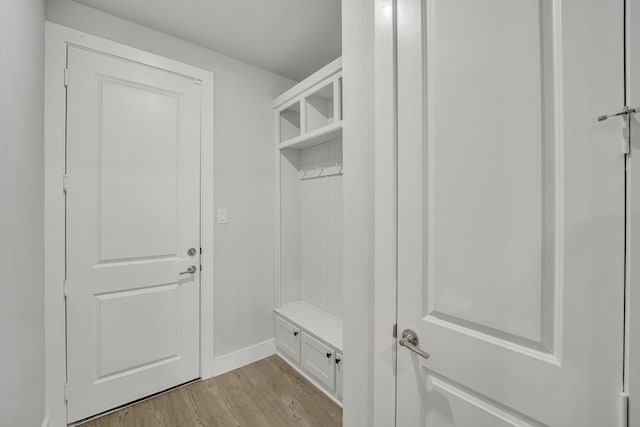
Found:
<box><xmin>275</xmin><ymin>316</ymin><xmax>301</xmax><ymax>364</ymax></box>
<box><xmin>301</xmin><ymin>333</ymin><xmax>335</xmax><ymax>390</ymax></box>
<box><xmin>335</xmin><ymin>352</ymin><xmax>343</xmax><ymax>400</ymax></box>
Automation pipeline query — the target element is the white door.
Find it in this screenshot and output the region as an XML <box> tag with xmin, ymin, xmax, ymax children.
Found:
<box><xmin>396</xmin><ymin>0</ymin><xmax>626</xmax><ymax>425</ymax></box>
<box><xmin>65</xmin><ymin>46</ymin><xmax>202</xmax><ymax>422</ymax></box>
<box><xmin>626</xmin><ymin>0</ymin><xmax>640</xmax><ymax>424</ymax></box>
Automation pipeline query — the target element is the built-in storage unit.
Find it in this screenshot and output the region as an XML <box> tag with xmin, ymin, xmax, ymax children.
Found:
<box><xmin>275</xmin><ymin>316</ymin><xmax>301</xmax><ymax>364</ymax></box>
<box><xmin>335</xmin><ymin>351</ymin><xmax>343</xmax><ymax>400</ymax></box>
<box><xmin>274</xmin><ymin>58</ymin><xmax>343</xmax><ymax>404</ymax></box>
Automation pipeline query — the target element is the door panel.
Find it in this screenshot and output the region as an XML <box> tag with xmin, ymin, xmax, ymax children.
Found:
<box><xmin>98</xmin><ymin>80</ymin><xmax>179</xmax><ymax>261</ymax></box>
<box><xmin>66</xmin><ymin>46</ymin><xmax>201</xmax><ymax>422</ymax></box>
<box><xmin>396</xmin><ymin>0</ymin><xmax>625</xmax><ymax>425</ymax></box>
<box><xmin>97</xmin><ymin>284</ymin><xmax>180</xmax><ymax>377</ymax></box>
<box><xmin>423</xmin><ymin>0</ymin><xmax>554</xmax><ymax>347</ymax></box>
<box><xmin>424</xmin><ymin>374</ymin><xmax>542</xmax><ymax>427</ymax></box>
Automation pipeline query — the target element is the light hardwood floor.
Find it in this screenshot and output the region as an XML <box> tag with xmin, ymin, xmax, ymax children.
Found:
<box><xmin>77</xmin><ymin>355</ymin><xmax>342</xmax><ymax>427</ymax></box>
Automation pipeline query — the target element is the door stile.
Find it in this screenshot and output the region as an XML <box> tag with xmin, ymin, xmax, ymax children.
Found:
<box><xmin>64</xmin><ymin>43</ymin><xmax>70</xmax><ymax>422</ymax></box>
<box><xmin>624</xmin><ymin>0</ymin><xmax>639</xmax><ymax>425</ymax></box>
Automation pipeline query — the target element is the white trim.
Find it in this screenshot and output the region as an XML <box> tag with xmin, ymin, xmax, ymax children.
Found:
<box><xmin>41</xmin><ymin>413</ymin><xmax>50</xmax><ymax>427</ymax></box>
<box><xmin>273</xmin><ymin>58</ymin><xmax>342</xmax><ymax>108</ymax></box>
<box><xmin>44</xmin><ymin>22</ymin><xmax>69</xmax><ymax>427</ymax></box>
<box><xmin>626</xmin><ymin>1</ymin><xmax>637</xmax><ymax>424</ymax></box>
<box><xmin>199</xmin><ymin>53</ymin><xmax>216</xmax><ymax>381</ymax></box>
<box><xmin>373</xmin><ymin>0</ymin><xmax>398</xmax><ymax>426</ymax></box>
<box><xmin>274</xmin><ymin>111</ymin><xmax>282</xmax><ymax>309</ymax></box>
<box><xmin>44</xmin><ymin>22</ymin><xmax>215</xmax><ymax>426</ymax></box>
<box><xmin>213</xmin><ymin>339</ymin><xmax>276</xmax><ymax>376</ymax></box>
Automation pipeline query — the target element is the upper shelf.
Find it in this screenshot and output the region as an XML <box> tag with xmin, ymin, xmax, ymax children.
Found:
<box><xmin>275</xmin><ymin>58</ymin><xmax>342</xmax><ymax>151</ymax></box>
<box><xmin>278</xmin><ymin>121</ymin><xmax>342</xmax><ymax>150</ymax></box>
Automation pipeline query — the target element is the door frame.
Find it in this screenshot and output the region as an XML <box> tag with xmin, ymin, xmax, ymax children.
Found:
<box><xmin>626</xmin><ymin>0</ymin><xmax>638</xmax><ymax>424</ymax></box>
<box><xmin>44</xmin><ymin>22</ymin><xmax>215</xmax><ymax>427</ymax></box>
<box><xmin>373</xmin><ymin>0</ymin><xmax>398</xmax><ymax>426</ymax></box>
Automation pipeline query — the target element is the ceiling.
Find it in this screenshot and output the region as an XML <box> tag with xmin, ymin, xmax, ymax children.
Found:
<box><xmin>74</xmin><ymin>0</ymin><xmax>342</xmax><ymax>81</ymax></box>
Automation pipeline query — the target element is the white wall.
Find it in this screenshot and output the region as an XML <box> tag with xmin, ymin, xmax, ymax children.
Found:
<box><xmin>0</xmin><ymin>0</ymin><xmax>46</xmax><ymax>425</ymax></box>
<box><xmin>46</xmin><ymin>0</ymin><xmax>296</xmax><ymax>358</ymax></box>
<box><xmin>342</xmin><ymin>0</ymin><xmax>376</xmax><ymax>425</ymax></box>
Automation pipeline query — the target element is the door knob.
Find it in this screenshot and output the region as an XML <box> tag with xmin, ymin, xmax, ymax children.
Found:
<box><xmin>188</xmin><ymin>247</ymin><xmax>197</xmax><ymax>256</ymax></box>
<box><xmin>399</xmin><ymin>329</ymin><xmax>430</xmax><ymax>360</ymax></box>
<box><xmin>180</xmin><ymin>265</ymin><xmax>197</xmax><ymax>275</ymax></box>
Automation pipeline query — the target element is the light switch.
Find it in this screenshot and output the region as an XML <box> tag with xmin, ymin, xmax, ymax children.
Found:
<box><xmin>217</xmin><ymin>208</ymin><xmax>228</xmax><ymax>224</ymax></box>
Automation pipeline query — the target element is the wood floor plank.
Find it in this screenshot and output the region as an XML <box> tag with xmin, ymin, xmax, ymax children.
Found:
<box><xmin>78</xmin><ymin>355</ymin><xmax>342</xmax><ymax>427</ymax></box>
<box><xmin>246</xmin><ymin>357</ymin><xmax>341</xmax><ymax>427</ymax></box>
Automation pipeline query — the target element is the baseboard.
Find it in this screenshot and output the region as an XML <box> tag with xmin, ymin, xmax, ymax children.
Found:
<box><xmin>41</xmin><ymin>413</ymin><xmax>50</xmax><ymax>427</ymax></box>
<box><xmin>213</xmin><ymin>338</ymin><xmax>276</xmax><ymax>376</ymax></box>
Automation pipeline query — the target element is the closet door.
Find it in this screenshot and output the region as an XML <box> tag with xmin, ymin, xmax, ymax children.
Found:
<box><xmin>396</xmin><ymin>0</ymin><xmax>625</xmax><ymax>425</ymax></box>
<box><xmin>65</xmin><ymin>46</ymin><xmax>202</xmax><ymax>422</ymax></box>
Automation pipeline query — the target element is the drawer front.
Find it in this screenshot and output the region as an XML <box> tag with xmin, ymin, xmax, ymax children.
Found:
<box><xmin>335</xmin><ymin>352</ymin><xmax>343</xmax><ymax>400</ymax></box>
<box><xmin>301</xmin><ymin>332</ymin><xmax>335</xmax><ymax>391</ymax></box>
<box><xmin>275</xmin><ymin>316</ymin><xmax>301</xmax><ymax>364</ymax></box>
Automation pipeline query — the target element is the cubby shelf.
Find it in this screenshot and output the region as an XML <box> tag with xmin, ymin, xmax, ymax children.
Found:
<box><xmin>275</xmin><ymin>57</ymin><xmax>344</xmax><ymax>405</ymax></box>
<box><xmin>279</xmin><ymin>121</ymin><xmax>343</xmax><ymax>150</ymax></box>
<box><xmin>276</xmin><ymin>57</ymin><xmax>342</xmax><ymax>152</ymax></box>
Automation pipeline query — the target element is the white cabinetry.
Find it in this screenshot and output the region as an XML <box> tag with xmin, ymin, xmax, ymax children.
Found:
<box><xmin>274</xmin><ymin>316</ymin><xmax>301</xmax><ymax>364</ymax></box>
<box><xmin>274</xmin><ymin>310</ymin><xmax>342</xmax><ymax>403</ymax></box>
<box><xmin>274</xmin><ymin>58</ymin><xmax>343</xmax><ymax>404</ymax></box>
<box><xmin>301</xmin><ymin>333</ymin><xmax>335</xmax><ymax>390</ymax></box>
<box><xmin>335</xmin><ymin>352</ymin><xmax>343</xmax><ymax>400</ymax></box>
<box><xmin>275</xmin><ymin>59</ymin><xmax>342</xmax><ymax>150</ymax></box>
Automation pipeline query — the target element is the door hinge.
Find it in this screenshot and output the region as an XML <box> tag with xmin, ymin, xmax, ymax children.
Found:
<box><xmin>597</xmin><ymin>106</ymin><xmax>638</xmax><ymax>155</ymax></box>
<box><xmin>63</xmin><ymin>174</ymin><xmax>69</xmax><ymax>193</ymax></box>
<box><xmin>64</xmin><ymin>383</ymin><xmax>70</xmax><ymax>402</ymax></box>
<box><xmin>63</xmin><ymin>280</ymin><xmax>69</xmax><ymax>297</ymax></box>
<box><xmin>621</xmin><ymin>391</ymin><xmax>629</xmax><ymax>427</ymax></box>
<box><xmin>199</xmin><ymin>264</ymin><xmax>202</xmax><ymax>271</ymax></box>
<box><xmin>200</xmin><ymin>247</ymin><xmax>202</xmax><ymax>255</ymax></box>
<box><xmin>64</xmin><ymin>68</ymin><xmax>69</xmax><ymax>87</ymax></box>
<box><xmin>393</xmin><ymin>323</ymin><xmax>397</xmax><ymax>338</ymax></box>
